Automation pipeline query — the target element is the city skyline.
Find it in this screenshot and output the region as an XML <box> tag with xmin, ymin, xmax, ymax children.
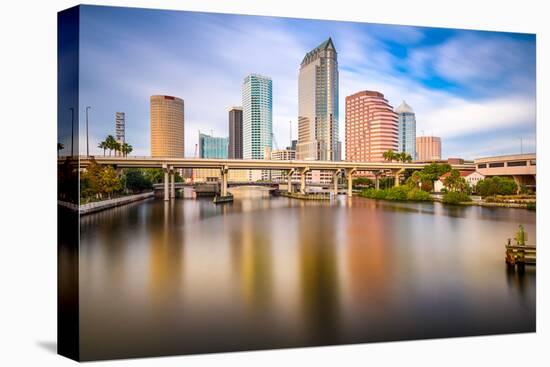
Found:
<box><xmin>78</xmin><ymin>5</ymin><xmax>536</xmax><ymax>160</ymax></box>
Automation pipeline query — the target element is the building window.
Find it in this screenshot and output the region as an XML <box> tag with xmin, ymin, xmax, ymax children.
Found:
<box><xmin>488</xmin><ymin>162</ymin><xmax>505</xmax><ymax>168</ymax></box>
<box><xmin>507</xmin><ymin>161</ymin><xmax>527</xmax><ymax>167</ymax></box>
<box><xmin>477</xmin><ymin>164</ymin><xmax>486</xmax><ymax>169</ymax></box>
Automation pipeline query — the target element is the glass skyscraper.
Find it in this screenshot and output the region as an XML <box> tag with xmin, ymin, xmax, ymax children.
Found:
<box><xmin>242</xmin><ymin>74</ymin><xmax>272</xmax><ymax>160</ymax></box>
<box><xmin>198</xmin><ymin>132</ymin><xmax>228</xmax><ymax>159</ymax></box>
<box><xmin>395</xmin><ymin>100</ymin><xmax>416</xmax><ymax>159</ymax></box>
<box><xmin>297</xmin><ymin>38</ymin><xmax>340</xmax><ymax>161</ymax></box>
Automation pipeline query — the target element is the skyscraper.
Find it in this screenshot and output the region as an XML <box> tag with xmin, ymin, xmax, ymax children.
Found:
<box><xmin>199</xmin><ymin>132</ymin><xmax>228</xmax><ymax>159</ymax></box>
<box><xmin>416</xmin><ymin>136</ymin><xmax>442</xmax><ymax>161</ymax></box>
<box><xmin>345</xmin><ymin>91</ymin><xmax>398</xmax><ymax>162</ymax></box>
<box><xmin>150</xmin><ymin>95</ymin><xmax>184</xmax><ymax>158</ymax></box>
<box><xmin>242</xmin><ymin>74</ymin><xmax>272</xmax><ymax>160</ymax></box>
<box><xmin>297</xmin><ymin>38</ymin><xmax>340</xmax><ymax>161</ymax></box>
<box><xmin>228</xmin><ymin>106</ymin><xmax>243</xmax><ymax>159</ymax></box>
<box><xmin>395</xmin><ymin>101</ymin><xmax>416</xmax><ymax>159</ymax></box>
<box><xmin>115</xmin><ymin>112</ymin><xmax>125</xmax><ymax>145</ymax></box>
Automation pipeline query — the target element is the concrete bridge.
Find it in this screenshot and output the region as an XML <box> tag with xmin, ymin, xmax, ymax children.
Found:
<box><xmin>79</xmin><ymin>156</ymin><xmax>475</xmax><ymax>201</ymax></box>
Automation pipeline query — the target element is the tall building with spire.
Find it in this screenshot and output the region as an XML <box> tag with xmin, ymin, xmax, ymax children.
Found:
<box><xmin>395</xmin><ymin>100</ymin><xmax>416</xmax><ymax>159</ymax></box>
<box><xmin>297</xmin><ymin>38</ymin><xmax>340</xmax><ymax>161</ymax></box>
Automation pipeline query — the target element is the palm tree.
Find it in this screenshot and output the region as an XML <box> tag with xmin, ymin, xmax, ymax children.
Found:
<box><xmin>98</xmin><ymin>141</ymin><xmax>107</xmax><ymax>156</ymax></box>
<box><xmin>105</xmin><ymin>135</ymin><xmax>117</xmax><ymax>156</ymax></box>
<box><xmin>398</xmin><ymin>152</ymin><xmax>412</xmax><ymax>163</ymax></box>
<box><xmin>57</xmin><ymin>143</ymin><xmax>64</xmax><ymax>158</ymax></box>
<box><xmin>383</xmin><ymin>150</ymin><xmax>396</xmax><ymax>162</ymax></box>
<box><xmin>121</xmin><ymin>143</ymin><xmax>133</xmax><ymax>157</ymax></box>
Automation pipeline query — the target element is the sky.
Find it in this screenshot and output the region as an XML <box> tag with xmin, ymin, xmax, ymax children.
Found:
<box><xmin>77</xmin><ymin>5</ymin><xmax>536</xmax><ymax>160</ymax></box>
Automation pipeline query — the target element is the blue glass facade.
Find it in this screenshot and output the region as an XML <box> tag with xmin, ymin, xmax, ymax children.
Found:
<box><xmin>396</xmin><ymin>101</ymin><xmax>416</xmax><ymax>159</ymax></box>
<box><xmin>199</xmin><ymin>133</ymin><xmax>228</xmax><ymax>159</ymax></box>
<box><xmin>242</xmin><ymin>74</ymin><xmax>273</xmax><ymax>160</ymax></box>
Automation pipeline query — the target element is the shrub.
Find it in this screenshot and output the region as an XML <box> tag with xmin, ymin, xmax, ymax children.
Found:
<box><xmin>475</xmin><ymin>176</ymin><xmax>518</xmax><ymax>196</ymax></box>
<box><xmin>385</xmin><ymin>186</ymin><xmax>409</xmax><ymax>201</ymax></box>
<box><xmin>526</xmin><ymin>202</ymin><xmax>536</xmax><ymax>210</ymax></box>
<box><xmin>407</xmin><ymin>188</ymin><xmax>433</xmax><ymax>201</ymax></box>
<box><xmin>442</xmin><ymin>191</ymin><xmax>471</xmax><ymax>205</ymax></box>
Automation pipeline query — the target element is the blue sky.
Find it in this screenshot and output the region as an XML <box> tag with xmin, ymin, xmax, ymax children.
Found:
<box><xmin>78</xmin><ymin>5</ymin><xmax>536</xmax><ymax>159</ymax></box>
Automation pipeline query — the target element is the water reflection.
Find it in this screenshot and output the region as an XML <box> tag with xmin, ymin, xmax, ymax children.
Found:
<box><xmin>79</xmin><ymin>188</ymin><xmax>536</xmax><ymax>360</ymax></box>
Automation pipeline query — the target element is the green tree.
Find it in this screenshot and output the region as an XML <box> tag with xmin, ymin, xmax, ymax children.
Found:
<box><xmin>99</xmin><ymin>165</ymin><xmax>122</xmax><ymax>198</ymax></box>
<box><xmin>105</xmin><ymin>135</ymin><xmax>117</xmax><ymax>156</ymax></box>
<box><xmin>98</xmin><ymin>141</ymin><xmax>107</xmax><ymax>156</ymax></box>
<box><xmin>443</xmin><ymin>169</ymin><xmax>469</xmax><ymax>193</ymax></box>
<box><xmin>80</xmin><ymin>157</ymin><xmax>103</xmax><ymax>199</ymax></box>
<box><xmin>125</xmin><ymin>168</ymin><xmax>152</xmax><ymax>192</ymax></box>
<box><xmin>398</xmin><ymin>152</ymin><xmax>412</xmax><ymax>163</ymax></box>
<box><xmin>143</xmin><ymin>168</ymin><xmax>164</xmax><ymax>184</ymax></box>
<box><xmin>383</xmin><ymin>150</ymin><xmax>397</xmax><ymax>162</ymax></box>
<box><xmin>475</xmin><ymin>176</ymin><xmax>518</xmax><ymax>196</ymax></box>
<box><xmin>420</xmin><ymin>163</ymin><xmax>451</xmax><ymax>191</ymax></box>
<box><xmin>121</xmin><ymin>143</ymin><xmax>133</xmax><ymax>157</ymax></box>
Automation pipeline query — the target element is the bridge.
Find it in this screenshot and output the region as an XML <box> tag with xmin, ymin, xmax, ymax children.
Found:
<box><xmin>79</xmin><ymin>156</ymin><xmax>475</xmax><ymax>201</ymax></box>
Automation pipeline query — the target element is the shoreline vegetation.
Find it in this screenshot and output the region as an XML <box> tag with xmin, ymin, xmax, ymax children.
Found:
<box><xmin>356</xmin><ymin>161</ymin><xmax>535</xmax><ymax>210</ymax></box>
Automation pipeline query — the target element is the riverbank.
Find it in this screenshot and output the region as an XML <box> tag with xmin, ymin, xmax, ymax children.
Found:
<box><xmin>280</xmin><ymin>191</ymin><xmax>331</xmax><ymax>200</ymax></box>
<box><xmin>79</xmin><ymin>192</ymin><xmax>154</xmax><ymax>215</ymax></box>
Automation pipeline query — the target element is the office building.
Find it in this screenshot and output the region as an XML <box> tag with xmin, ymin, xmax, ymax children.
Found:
<box><xmin>228</xmin><ymin>106</ymin><xmax>243</xmax><ymax>159</ymax></box>
<box><xmin>150</xmin><ymin>95</ymin><xmax>184</xmax><ymax>158</ymax></box>
<box><xmin>416</xmin><ymin>136</ymin><xmax>442</xmax><ymax>161</ymax></box>
<box><xmin>395</xmin><ymin>101</ymin><xmax>416</xmax><ymax>159</ymax></box>
<box><xmin>297</xmin><ymin>38</ymin><xmax>340</xmax><ymax>161</ymax></box>
<box><xmin>345</xmin><ymin>91</ymin><xmax>398</xmax><ymax>162</ymax></box>
<box><xmin>199</xmin><ymin>132</ymin><xmax>228</xmax><ymax>159</ymax></box>
<box><xmin>242</xmin><ymin>74</ymin><xmax>272</xmax><ymax>160</ymax></box>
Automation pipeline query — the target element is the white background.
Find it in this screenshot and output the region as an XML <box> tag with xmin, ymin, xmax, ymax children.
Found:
<box><xmin>0</xmin><ymin>0</ymin><xmax>548</xmax><ymax>365</ymax></box>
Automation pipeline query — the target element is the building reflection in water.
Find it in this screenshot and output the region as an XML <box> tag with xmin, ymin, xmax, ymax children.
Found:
<box><xmin>77</xmin><ymin>188</ymin><xmax>536</xmax><ymax>360</ymax></box>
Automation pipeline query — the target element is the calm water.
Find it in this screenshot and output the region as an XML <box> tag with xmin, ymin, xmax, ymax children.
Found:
<box><xmin>78</xmin><ymin>187</ymin><xmax>536</xmax><ymax>360</ymax></box>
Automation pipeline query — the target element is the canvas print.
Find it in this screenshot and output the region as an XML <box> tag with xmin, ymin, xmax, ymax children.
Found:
<box><xmin>57</xmin><ymin>4</ymin><xmax>536</xmax><ymax>361</ymax></box>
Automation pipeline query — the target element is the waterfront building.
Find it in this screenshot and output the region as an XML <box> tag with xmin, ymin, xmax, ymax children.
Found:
<box><xmin>228</xmin><ymin>106</ymin><xmax>243</xmax><ymax>159</ymax></box>
<box><xmin>199</xmin><ymin>132</ymin><xmax>228</xmax><ymax>159</ymax></box>
<box><xmin>474</xmin><ymin>153</ymin><xmax>536</xmax><ymax>190</ymax></box>
<box><xmin>297</xmin><ymin>38</ymin><xmax>340</xmax><ymax>161</ymax></box>
<box><xmin>150</xmin><ymin>95</ymin><xmax>184</xmax><ymax>158</ymax></box>
<box><xmin>345</xmin><ymin>91</ymin><xmax>398</xmax><ymax>162</ymax></box>
<box><xmin>395</xmin><ymin>101</ymin><xmax>416</xmax><ymax>159</ymax></box>
<box><xmin>416</xmin><ymin>136</ymin><xmax>441</xmax><ymax>161</ymax></box>
<box><xmin>434</xmin><ymin>171</ymin><xmax>484</xmax><ymax>193</ymax></box>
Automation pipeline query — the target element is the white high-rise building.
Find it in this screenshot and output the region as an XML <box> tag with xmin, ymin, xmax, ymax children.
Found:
<box><xmin>242</xmin><ymin>74</ymin><xmax>272</xmax><ymax>181</ymax></box>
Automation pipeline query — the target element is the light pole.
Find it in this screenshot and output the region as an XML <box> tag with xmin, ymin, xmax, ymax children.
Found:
<box><xmin>69</xmin><ymin>107</ymin><xmax>74</xmax><ymax>157</ymax></box>
<box><xmin>86</xmin><ymin>106</ymin><xmax>91</xmax><ymax>156</ymax></box>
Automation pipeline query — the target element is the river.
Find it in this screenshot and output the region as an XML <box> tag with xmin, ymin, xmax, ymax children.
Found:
<box><xmin>78</xmin><ymin>187</ymin><xmax>536</xmax><ymax>360</ymax></box>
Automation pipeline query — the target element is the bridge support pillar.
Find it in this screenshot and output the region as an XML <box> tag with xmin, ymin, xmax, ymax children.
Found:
<box><xmin>163</xmin><ymin>164</ymin><xmax>169</xmax><ymax>202</ymax></box>
<box><xmin>346</xmin><ymin>168</ymin><xmax>357</xmax><ymax>197</ymax></box>
<box><xmin>374</xmin><ymin>171</ymin><xmax>381</xmax><ymax>190</ymax></box>
<box><xmin>220</xmin><ymin>166</ymin><xmax>229</xmax><ymax>197</ymax></box>
<box><xmin>333</xmin><ymin>169</ymin><xmax>341</xmax><ymax>196</ymax></box>
<box><xmin>299</xmin><ymin>168</ymin><xmax>309</xmax><ymax>194</ymax></box>
<box><xmin>287</xmin><ymin>169</ymin><xmax>295</xmax><ymax>193</ymax></box>
<box><xmin>393</xmin><ymin>168</ymin><xmax>405</xmax><ymax>187</ymax></box>
<box><xmin>170</xmin><ymin>166</ymin><xmax>175</xmax><ymax>199</ymax></box>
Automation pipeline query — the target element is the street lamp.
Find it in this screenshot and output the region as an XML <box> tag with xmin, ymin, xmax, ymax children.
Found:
<box><xmin>86</xmin><ymin>106</ymin><xmax>91</xmax><ymax>156</ymax></box>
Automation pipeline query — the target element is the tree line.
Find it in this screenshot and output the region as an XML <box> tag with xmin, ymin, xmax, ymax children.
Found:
<box><xmin>98</xmin><ymin>135</ymin><xmax>133</xmax><ymax>157</ymax></box>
